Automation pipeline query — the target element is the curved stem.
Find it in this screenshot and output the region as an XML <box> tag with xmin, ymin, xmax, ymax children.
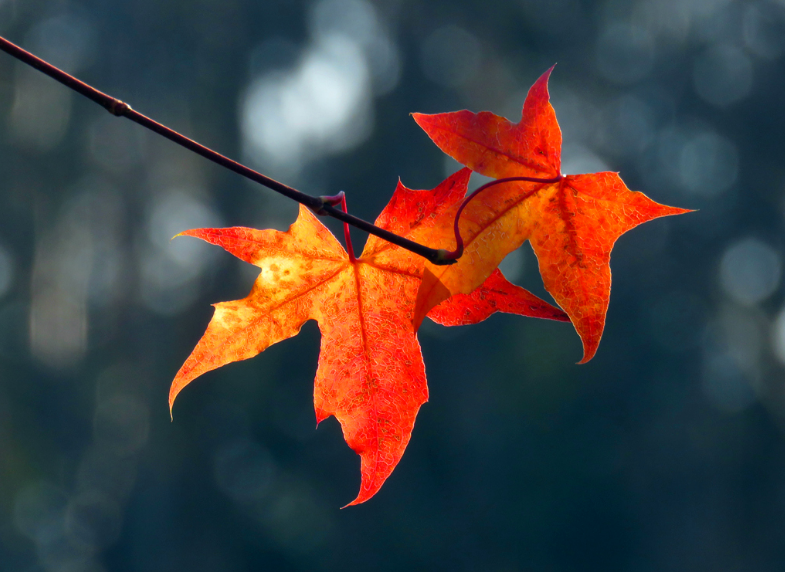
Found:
<box><xmin>443</xmin><ymin>175</ymin><xmax>564</xmax><ymax>261</ymax></box>
<box><xmin>0</xmin><ymin>35</ymin><xmax>457</xmax><ymax>266</ymax></box>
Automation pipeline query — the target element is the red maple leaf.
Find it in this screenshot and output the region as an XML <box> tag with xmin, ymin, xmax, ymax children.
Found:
<box><xmin>429</xmin><ymin>268</ymin><xmax>569</xmax><ymax>326</ymax></box>
<box><xmin>170</xmin><ymin>170</ymin><xmax>566</xmax><ymax>505</ymax></box>
<box><xmin>412</xmin><ymin>67</ymin><xmax>691</xmax><ymax>362</ymax></box>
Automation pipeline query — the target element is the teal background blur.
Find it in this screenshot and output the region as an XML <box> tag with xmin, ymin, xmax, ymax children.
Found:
<box><xmin>2</xmin><ymin>0</ymin><xmax>785</xmax><ymax>570</ymax></box>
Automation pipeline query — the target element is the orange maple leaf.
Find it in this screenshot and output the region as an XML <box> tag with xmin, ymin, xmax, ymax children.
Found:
<box><xmin>170</xmin><ymin>169</ymin><xmax>566</xmax><ymax>505</ymax></box>
<box><xmin>412</xmin><ymin>67</ymin><xmax>691</xmax><ymax>362</ymax></box>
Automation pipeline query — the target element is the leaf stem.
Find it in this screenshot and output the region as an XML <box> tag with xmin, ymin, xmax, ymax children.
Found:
<box><xmin>320</xmin><ymin>191</ymin><xmax>356</xmax><ymax>262</ymax></box>
<box><xmin>443</xmin><ymin>175</ymin><xmax>564</xmax><ymax>261</ymax></box>
<box><xmin>0</xmin><ymin>35</ymin><xmax>457</xmax><ymax>266</ymax></box>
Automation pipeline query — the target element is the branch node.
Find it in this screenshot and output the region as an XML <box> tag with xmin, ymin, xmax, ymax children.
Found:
<box><xmin>429</xmin><ymin>249</ymin><xmax>459</xmax><ymax>266</ymax></box>
<box><xmin>313</xmin><ymin>191</ymin><xmax>346</xmax><ymax>215</ymax></box>
<box><xmin>107</xmin><ymin>99</ymin><xmax>131</xmax><ymax>117</ymax></box>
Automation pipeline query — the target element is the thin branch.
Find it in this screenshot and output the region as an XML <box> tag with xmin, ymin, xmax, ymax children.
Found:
<box><xmin>0</xmin><ymin>35</ymin><xmax>457</xmax><ymax>266</ymax></box>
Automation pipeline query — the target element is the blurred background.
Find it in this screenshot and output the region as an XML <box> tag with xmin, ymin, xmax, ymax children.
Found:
<box><xmin>1</xmin><ymin>0</ymin><xmax>785</xmax><ymax>570</ymax></box>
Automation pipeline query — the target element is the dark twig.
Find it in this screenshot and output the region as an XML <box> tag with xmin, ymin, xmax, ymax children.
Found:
<box><xmin>0</xmin><ymin>35</ymin><xmax>456</xmax><ymax>266</ymax></box>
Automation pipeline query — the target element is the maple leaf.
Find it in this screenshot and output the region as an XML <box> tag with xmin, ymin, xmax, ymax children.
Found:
<box><xmin>412</xmin><ymin>67</ymin><xmax>691</xmax><ymax>362</ymax></box>
<box><xmin>428</xmin><ymin>268</ymin><xmax>569</xmax><ymax>326</ymax></box>
<box><xmin>170</xmin><ymin>169</ymin><xmax>565</xmax><ymax>505</ymax></box>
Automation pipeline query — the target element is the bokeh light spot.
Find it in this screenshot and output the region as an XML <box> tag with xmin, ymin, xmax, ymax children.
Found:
<box><xmin>719</xmin><ymin>238</ymin><xmax>781</xmax><ymax>306</ymax></box>
<box><xmin>0</xmin><ymin>242</ymin><xmax>14</xmax><ymax>298</ymax></box>
<box><xmin>743</xmin><ymin>3</ymin><xmax>785</xmax><ymax>59</ymax></box>
<box><xmin>241</xmin><ymin>35</ymin><xmax>372</xmax><ymax>177</ymax></box>
<box><xmin>678</xmin><ymin>130</ymin><xmax>738</xmax><ymax>196</ymax></box>
<box><xmin>65</xmin><ymin>491</ymin><xmax>122</xmax><ymax>551</ymax></box>
<box><xmin>693</xmin><ymin>44</ymin><xmax>753</xmax><ymax>107</ymax></box>
<box><xmin>702</xmin><ymin>351</ymin><xmax>756</xmax><ymax>413</ymax></box>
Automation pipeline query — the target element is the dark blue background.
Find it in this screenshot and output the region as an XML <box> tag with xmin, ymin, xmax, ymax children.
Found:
<box><xmin>2</xmin><ymin>0</ymin><xmax>785</xmax><ymax>570</ymax></box>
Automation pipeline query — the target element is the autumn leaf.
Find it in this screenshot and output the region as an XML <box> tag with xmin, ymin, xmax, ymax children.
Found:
<box><xmin>170</xmin><ymin>169</ymin><xmax>565</xmax><ymax>505</ymax></box>
<box><xmin>412</xmin><ymin>67</ymin><xmax>691</xmax><ymax>362</ymax></box>
<box><xmin>428</xmin><ymin>268</ymin><xmax>569</xmax><ymax>326</ymax></box>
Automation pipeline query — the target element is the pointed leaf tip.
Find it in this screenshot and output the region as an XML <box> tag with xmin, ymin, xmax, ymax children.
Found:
<box><xmin>428</xmin><ymin>268</ymin><xmax>570</xmax><ymax>326</ymax></box>
<box><xmin>528</xmin><ymin>66</ymin><xmax>555</xmax><ymax>103</ymax></box>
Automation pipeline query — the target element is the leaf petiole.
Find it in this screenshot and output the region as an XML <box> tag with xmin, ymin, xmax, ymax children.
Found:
<box><xmin>443</xmin><ymin>175</ymin><xmax>564</xmax><ymax>261</ymax></box>
<box><xmin>319</xmin><ymin>192</ymin><xmax>356</xmax><ymax>262</ymax></box>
